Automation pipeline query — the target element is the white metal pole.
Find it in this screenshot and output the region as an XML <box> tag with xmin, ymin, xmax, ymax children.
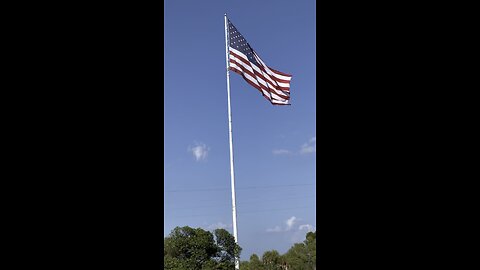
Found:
<box><xmin>224</xmin><ymin>13</ymin><xmax>240</xmax><ymax>270</ymax></box>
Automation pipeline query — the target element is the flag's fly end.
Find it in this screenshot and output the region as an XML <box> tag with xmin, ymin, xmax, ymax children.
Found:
<box><xmin>226</xmin><ymin>18</ymin><xmax>292</xmax><ymax>105</ymax></box>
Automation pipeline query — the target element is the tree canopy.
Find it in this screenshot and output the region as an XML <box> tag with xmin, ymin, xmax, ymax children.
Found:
<box><xmin>240</xmin><ymin>231</ymin><xmax>316</xmax><ymax>270</ymax></box>
<box><xmin>164</xmin><ymin>226</ymin><xmax>242</xmax><ymax>270</ymax></box>
<box><xmin>164</xmin><ymin>226</ymin><xmax>316</xmax><ymax>270</ymax></box>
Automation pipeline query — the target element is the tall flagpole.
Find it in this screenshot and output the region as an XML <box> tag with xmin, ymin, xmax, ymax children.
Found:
<box><xmin>224</xmin><ymin>13</ymin><xmax>240</xmax><ymax>270</ymax></box>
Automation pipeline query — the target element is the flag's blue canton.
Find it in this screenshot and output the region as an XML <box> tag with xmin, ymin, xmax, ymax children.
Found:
<box><xmin>228</xmin><ymin>19</ymin><xmax>259</xmax><ymax>66</ymax></box>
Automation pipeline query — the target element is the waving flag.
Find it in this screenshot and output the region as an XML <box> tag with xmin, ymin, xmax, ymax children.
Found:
<box><xmin>227</xmin><ymin>19</ymin><xmax>292</xmax><ymax>105</ymax></box>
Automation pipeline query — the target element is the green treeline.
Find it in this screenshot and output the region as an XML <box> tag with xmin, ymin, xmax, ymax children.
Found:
<box><xmin>240</xmin><ymin>231</ymin><xmax>316</xmax><ymax>270</ymax></box>
<box><xmin>164</xmin><ymin>226</ymin><xmax>316</xmax><ymax>270</ymax></box>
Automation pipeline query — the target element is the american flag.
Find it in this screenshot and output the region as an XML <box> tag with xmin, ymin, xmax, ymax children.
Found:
<box><xmin>227</xmin><ymin>18</ymin><xmax>292</xmax><ymax>105</ymax></box>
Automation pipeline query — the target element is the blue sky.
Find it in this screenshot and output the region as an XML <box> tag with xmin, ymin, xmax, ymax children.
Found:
<box><xmin>164</xmin><ymin>0</ymin><xmax>316</xmax><ymax>259</ymax></box>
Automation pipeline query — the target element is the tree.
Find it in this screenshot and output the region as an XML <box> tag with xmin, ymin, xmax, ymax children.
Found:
<box><xmin>240</xmin><ymin>260</ymin><xmax>251</xmax><ymax>270</ymax></box>
<box><xmin>304</xmin><ymin>231</ymin><xmax>316</xmax><ymax>268</ymax></box>
<box><xmin>284</xmin><ymin>243</ymin><xmax>309</xmax><ymax>270</ymax></box>
<box><xmin>164</xmin><ymin>256</ymin><xmax>189</xmax><ymax>270</ymax></box>
<box><xmin>164</xmin><ymin>226</ymin><xmax>242</xmax><ymax>270</ymax></box>
<box><xmin>214</xmin><ymin>228</ymin><xmax>242</xmax><ymax>267</ymax></box>
<box><xmin>262</xmin><ymin>250</ymin><xmax>283</xmax><ymax>270</ymax></box>
<box><xmin>164</xmin><ymin>226</ymin><xmax>219</xmax><ymax>269</ymax></box>
<box><xmin>249</xmin><ymin>253</ymin><xmax>265</xmax><ymax>270</ymax></box>
<box><xmin>283</xmin><ymin>231</ymin><xmax>316</xmax><ymax>270</ymax></box>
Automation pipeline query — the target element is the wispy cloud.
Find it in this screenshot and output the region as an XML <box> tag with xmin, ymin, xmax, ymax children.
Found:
<box><xmin>286</xmin><ymin>216</ymin><xmax>298</xmax><ymax>231</ymax></box>
<box><xmin>266</xmin><ymin>226</ymin><xmax>282</xmax><ymax>232</ymax></box>
<box><xmin>298</xmin><ymin>224</ymin><xmax>315</xmax><ymax>232</ymax></box>
<box><xmin>272</xmin><ymin>136</ymin><xmax>316</xmax><ymax>156</ymax></box>
<box><xmin>291</xmin><ymin>224</ymin><xmax>316</xmax><ymax>243</ymax></box>
<box><xmin>188</xmin><ymin>142</ymin><xmax>209</xmax><ymax>161</ymax></box>
<box><xmin>266</xmin><ymin>217</ymin><xmax>315</xmax><ymax>243</ymax></box>
<box><xmin>272</xmin><ymin>149</ymin><xmax>291</xmax><ymax>155</ymax></box>
<box><xmin>207</xmin><ymin>222</ymin><xmax>230</xmax><ymax>230</ymax></box>
<box><xmin>267</xmin><ymin>216</ymin><xmax>299</xmax><ymax>233</ymax></box>
<box><xmin>300</xmin><ymin>137</ymin><xmax>316</xmax><ymax>154</ymax></box>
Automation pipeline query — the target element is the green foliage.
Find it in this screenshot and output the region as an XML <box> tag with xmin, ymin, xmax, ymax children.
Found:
<box><xmin>164</xmin><ymin>256</ymin><xmax>190</xmax><ymax>270</ymax></box>
<box><xmin>164</xmin><ymin>226</ymin><xmax>242</xmax><ymax>270</ymax></box>
<box><xmin>249</xmin><ymin>253</ymin><xmax>265</xmax><ymax>270</ymax></box>
<box><xmin>262</xmin><ymin>250</ymin><xmax>282</xmax><ymax>270</ymax></box>
<box><xmin>284</xmin><ymin>243</ymin><xmax>309</xmax><ymax>269</ymax></box>
<box><xmin>164</xmin><ymin>226</ymin><xmax>218</xmax><ymax>269</ymax></box>
<box><xmin>240</xmin><ymin>231</ymin><xmax>316</xmax><ymax>270</ymax></box>
<box><xmin>283</xmin><ymin>231</ymin><xmax>316</xmax><ymax>270</ymax></box>
<box><xmin>164</xmin><ymin>226</ymin><xmax>316</xmax><ymax>270</ymax></box>
<box><xmin>240</xmin><ymin>260</ymin><xmax>251</xmax><ymax>270</ymax></box>
<box><xmin>304</xmin><ymin>231</ymin><xmax>316</xmax><ymax>267</ymax></box>
<box><xmin>214</xmin><ymin>228</ymin><xmax>242</xmax><ymax>265</ymax></box>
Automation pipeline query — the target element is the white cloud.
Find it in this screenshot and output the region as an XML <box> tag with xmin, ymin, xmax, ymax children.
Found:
<box><xmin>286</xmin><ymin>216</ymin><xmax>298</xmax><ymax>231</ymax></box>
<box><xmin>266</xmin><ymin>226</ymin><xmax>282</xmax><ymax>233</ymax></box>
<box><xmin>298</xmin><ymin>224</ymin><xmax>315</xmax><ymax>232</ymax></box>
<box><xmin>267</xmin><ymin>216</ymin><xmax>300</xmax><ymax>233</ymax></box>
<box><xmin>291</xmin><ymin>224</ymin><xmax>316</xmax><ymax>243</ymax></box>
<box><xmin>266</xmin><ymin>217</ymin><xmax>315</xmax><ymax>243</ymax></box>
<box><xmin>188</xmin><ymin>142</ymin><xmax>209</xmax><ymax>161</ymax></box>
<box><xmin>300</xmin><ymin>136</ymin><xmax>316</xmax><ymax>154</ymax></box>
<box><xmin>207</xmin><ymin>222</ymin><xmax>230</xmax><ymax>230</ymax></box>
<box><xmin>273</xmin><ymin>136</ymin><xmax>316</xmax><ymax>156</ymax></box>
<box><xmin>273</xmin><ymin>149</ymin><xmax>291</xmax><ymax>155</ymax></box>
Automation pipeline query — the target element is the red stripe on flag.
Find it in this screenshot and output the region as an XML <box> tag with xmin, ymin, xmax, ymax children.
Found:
<box><xmin>229</xmin><ymin>59</ymin><xmax>290</xmax><ymax>100</ymax></box>
<box><xmin>230</xmin><ymin>50</ymin><xmax>291</xmax><ymax>85</ymax></box>
<box><xmin>230</xmin><ymin>58</ymin><xmax>291</xmax><ymax>96</ymax></box>
<box><xmin>229</xmin><ymin>67</ymin><xmax>278</xmax><ymax>104</ymax></box>
<box><xmin>229</xmin><ymin>52</ymin><xmax>291</xmax><ymax>93</ymax></box>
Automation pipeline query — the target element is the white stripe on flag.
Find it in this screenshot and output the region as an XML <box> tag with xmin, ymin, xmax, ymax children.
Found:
<box><xmin>229</xmin><ymin>55</ymin><xmax>289</xmax><ymax>98</ymax></box>
<box><xmin>230</xmin><ymin>47</ymin><xmax>291</xmax><ymax>90</ymax></box>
